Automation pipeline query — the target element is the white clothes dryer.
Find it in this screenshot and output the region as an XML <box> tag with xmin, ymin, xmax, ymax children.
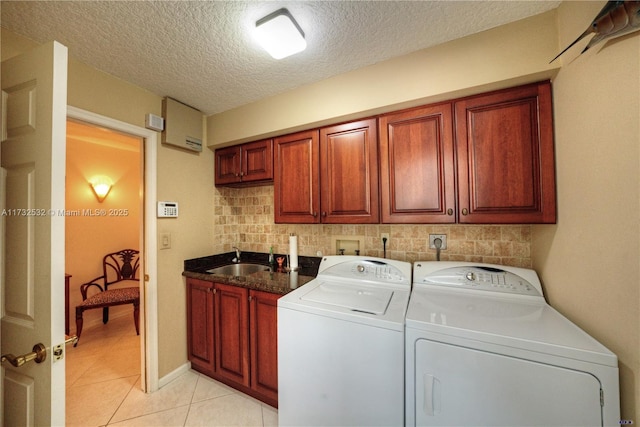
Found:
<box><xmin>406</xmin><ymin>261</ymin><xmax>620</xmax><ymax>427</ymax></box>
<box><xmin>278</xmin><ymin>256</ymin><xmax>411</xmax><ymax>427</ymax></box>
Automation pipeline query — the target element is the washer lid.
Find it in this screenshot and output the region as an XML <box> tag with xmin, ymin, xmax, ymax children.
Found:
<box><xmin>300</xmin><ymin>281</ymin><xmax>393</xmax><ymax>315</ymax></box>
<box><xmin>406</xmin><ymin>287</ymin><xmax>617</xmax><ymax>367</ymax></box>
<box><xmin>278</xmin><ymin>277</ymin><xmax>409</xmax><ymax>331</ymax></box>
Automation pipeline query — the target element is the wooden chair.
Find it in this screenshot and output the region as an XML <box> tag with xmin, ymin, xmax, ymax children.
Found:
<box><xmin>74</xmin><ymin>249</ymin><xmax>140</xmax><ymax>346</ymax></box>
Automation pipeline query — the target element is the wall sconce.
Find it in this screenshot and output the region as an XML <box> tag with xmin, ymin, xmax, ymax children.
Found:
<box><xmin>255</xmin><ymin>8</ymin><xmax>306</xmax><ymax>59</ymax></box>
<box><xmin>89</xmin><ymin>176</ymin><xmax>112</xmax><ymax>202</ymax></box>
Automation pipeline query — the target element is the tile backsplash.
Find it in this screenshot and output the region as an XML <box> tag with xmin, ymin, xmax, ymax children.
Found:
<box><xmin>213</xmin><ymin>186</ymin><xmax>532</xmax><ymax>268</ymax></box>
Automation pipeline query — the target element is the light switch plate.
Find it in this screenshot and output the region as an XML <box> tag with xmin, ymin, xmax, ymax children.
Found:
<box><xmin>160</xmin><ymin>232</ymin><xmax>171</xmax><ymax>249</ymax></box>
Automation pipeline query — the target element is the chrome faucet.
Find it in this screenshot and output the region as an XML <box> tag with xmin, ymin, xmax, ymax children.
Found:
<box><xmin>232</xmin><ymin>246</ymin><xmax>241</xmax><ymax>262</ymax></box>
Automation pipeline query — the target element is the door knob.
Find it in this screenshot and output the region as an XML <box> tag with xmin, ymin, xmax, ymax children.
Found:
<box><xmin>1</xmin><ymin>343</ymin><xmax>47</xmax><ymax>368</ymax></box>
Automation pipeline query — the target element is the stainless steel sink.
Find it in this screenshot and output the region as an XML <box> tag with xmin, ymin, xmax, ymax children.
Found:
<box><xmin>206</xmin><ymin>263</ymin><xmax>270</xmax><ymax>276</ymax></box>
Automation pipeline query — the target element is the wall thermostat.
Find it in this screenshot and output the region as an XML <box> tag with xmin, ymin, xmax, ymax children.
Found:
<box><xmin>157</xmin><ymin>201</ymin><xmax>178</xmax><ymax>218</ymax></box>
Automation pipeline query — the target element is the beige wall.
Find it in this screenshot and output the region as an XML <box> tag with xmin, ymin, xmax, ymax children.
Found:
<box><xmin>2</xmin><ymin>28</ymin><xmax>216</xmax><ymax>379</ymax></box>
<box><xmin>65</xmin><ymin>123</ymin><xmax>141</xmax><ymax>331</ymax></box>
<box><xmin>532</xmin><ymin>1</ymin><xmax>639</xmax><ymax>420</ymax></box>
<box><xmin>207</xmin><ymin>11</ymin><xmax>559</xmax><ymax>146</ymax></box>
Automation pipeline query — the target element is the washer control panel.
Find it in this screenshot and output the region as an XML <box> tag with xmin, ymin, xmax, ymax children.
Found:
<box><xmin>421</xmin><ymin>266</ymin><xmax>541</xmax><ymax>296</ymax></box>
<box><xmin>319</xmin><ymin>258</ymin><xmax>410</xmax><ymax>285</ymax></box>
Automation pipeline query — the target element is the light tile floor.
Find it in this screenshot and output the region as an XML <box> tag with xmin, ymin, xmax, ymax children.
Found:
<box><xmin>66</xmin><ymin>314</ymin><xmax>278</xmax><ymax>426</ymax></box>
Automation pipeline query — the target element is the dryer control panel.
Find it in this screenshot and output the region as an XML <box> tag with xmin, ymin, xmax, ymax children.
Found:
<box><xmin>419</xmin><ymin>266</ymin><xmax>541</xmax><ymax>296</ymax></box>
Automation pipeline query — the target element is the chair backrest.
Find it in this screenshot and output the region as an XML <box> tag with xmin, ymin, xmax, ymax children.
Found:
<box><xmin>103</xmin><ymin>249</ymin><xmax>140</xmax><ymax>289</ymax></box>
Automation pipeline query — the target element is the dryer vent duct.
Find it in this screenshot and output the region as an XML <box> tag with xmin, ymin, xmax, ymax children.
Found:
<box><xmin>162</xmin><ymin>97</ymin><xmax>203</xmax><ymax>152</ymax></box>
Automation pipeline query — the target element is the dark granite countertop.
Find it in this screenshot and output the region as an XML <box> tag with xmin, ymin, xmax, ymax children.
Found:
<box><xmin>183</xmin><ymin>251</ymin><xmax>321</xmax><ymax>295</ymax></box>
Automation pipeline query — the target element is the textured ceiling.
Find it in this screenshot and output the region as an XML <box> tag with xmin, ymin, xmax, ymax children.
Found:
<box><xmin>1</xmin><ymin>1</ymin><xmax>560</xmax><ymax>116</ymax></box>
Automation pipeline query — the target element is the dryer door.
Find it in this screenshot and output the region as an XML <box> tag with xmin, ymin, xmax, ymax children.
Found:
<box><xmin>414</xmin><ymin>339</ymin><xmax>602</xmax><ymax>426</ymax></box>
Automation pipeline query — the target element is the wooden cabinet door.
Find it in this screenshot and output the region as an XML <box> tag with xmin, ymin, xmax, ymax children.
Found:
<box><xmin>274</xmin><ymin>130</ymin><xmax>320</xmax><ymax>223</ymax></box>
<box><xmin>320</xmin><ymin>119</ymin><xmax>380</xmax><ymax>223</ymax></box>
<box><xmin>249</xmin><ymin>290</ymin><xmax>280</xmax><ymax>404</ymax></box>
<box><xmin>186</xmin><ymin>278</ymin><xmax>215</xmax><ymax>376</ymax></box>
<box><xmin>242</xmin><ymin>139</ymin><xmax>273</xmax><ymax>182</ymax></box>
<box><xmin>455</xmin><ymin>81</ymin><xmax>556</xmax><ymax>223</ymax></box>
<box><xmin>215</xmin><ymin>145</ymin><xmax>241</xmax><ymax>185</ymax></box>
<box><xmin>215</xmin><ymin>283</ymin><xmax>250</xmax><ymax>386</ymax></box>
<box><xmin>379</xmin><ymin>104</ymin><xmax>455</xmax><ymax>223</ymax></box>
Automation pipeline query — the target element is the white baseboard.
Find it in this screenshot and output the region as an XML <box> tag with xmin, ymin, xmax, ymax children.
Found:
<box><xmin>158</xmin><ymin>361</ymin><xmax>191</xmax><ymax>389</ymax></box>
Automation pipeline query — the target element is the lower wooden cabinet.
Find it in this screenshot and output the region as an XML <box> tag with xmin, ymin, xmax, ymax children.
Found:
<box><xmin>215</xmin><ymin>283</ymin><xmax>250</xmax><ymax>386</ymax></box>
<box><xmin>186</xmin><ymin>278</ymin><xmax>280</xmax><ymax>407</ymax></box>
<box><xmin>249</xmin><ymin>290</ymin><xmax>279</xmax><ymax>402</ymax></box>
<box><xmin>186</xmin><ymin>278</ymin><xmax>215</xmax><ymax>376</ymax></box>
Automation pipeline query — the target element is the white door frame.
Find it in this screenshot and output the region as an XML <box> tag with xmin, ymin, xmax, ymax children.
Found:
<box><xmin>66</xmin><ymin>106</ymin><xmax>159</xmax><ymax>392</ymax></box>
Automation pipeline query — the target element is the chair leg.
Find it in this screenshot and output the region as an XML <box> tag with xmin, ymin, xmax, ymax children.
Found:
<box><xmin>75</xmin><ymin>307</ymin><xmax>84</xmax><ymax>347</ymax></box>
<box><xmin>133</xmin><ymin>300</ymin><xmax>140</xmax><ymax>335</ymax></box>
<box><xmin>102</xmin><ymin>306</ymin><xmax>109</xmax><ymax>324</ymax></box>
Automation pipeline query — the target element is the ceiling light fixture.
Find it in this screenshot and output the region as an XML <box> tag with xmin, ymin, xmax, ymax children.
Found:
<box><xmin>255</xmin><ymin>8</ymin><xmax>306</xmax><ymax>60</ymax></box>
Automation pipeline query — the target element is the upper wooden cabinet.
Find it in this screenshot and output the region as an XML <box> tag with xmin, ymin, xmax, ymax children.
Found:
<box><xmin>274</xmin><ymin>130</ymin><xmax>320</xmax><ymax>223</ymax></box>
<box><xmin>320</xmin><ymin>119</ymin><xmax>379</xmax><ymax>223</ymax></box>
<box><xmin>274</xmin><ymin>119</ymin><xmax>379</xmax><ymax>224</ymax></box>
<box><xmin>215</xmin><ymin>139</ymin><xmax>273</xmax><ymax>186</ymax></box>
<box><xmin>379</xmin><ymin>104</ymin><xmax>455</xmax><ymax>223</ymax></box>
<box><xmin>455</xmin><ymin>81</ymin><xmax>556</xmax><ymax>223</ymax></box>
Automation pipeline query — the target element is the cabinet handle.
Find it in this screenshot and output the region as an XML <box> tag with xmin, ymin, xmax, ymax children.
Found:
<box><xmin>240</xmin><ymin>171</ymin><xmax>244</xmax><ymax>177</ymax></box>
<box><xmin>248</xmin><ymin>295</ymin><xmax>253</xmax><ymax>301</ymax></box>
<box><xmin>462</xmin><ymin>208</ymin><xmax>468</xmax><ymax>216</ymax></box>
<box><xmin>447</xmin><ymin>208</ymin><xmax>453</xmax><ymax>216</ymax></box>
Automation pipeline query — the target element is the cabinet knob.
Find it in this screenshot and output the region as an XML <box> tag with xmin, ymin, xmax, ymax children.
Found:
<box><xmin>462</xmin><ymin>208</ymin><xmax>468</xmax><ymax>216</ymax></box>
<box><xmin>322</xmin><ymin>212</ymin><xmax>327</xmax><ymax>217</ymax></box>
<box><xmin>447</xmin><ymin>208</ymin><xmax>453</xmax><ymax>216</ymax></box>
<box><xmin>312</xmin><ymin>212</ymin><xmax>318</xmax><ymax>217</ymax></box>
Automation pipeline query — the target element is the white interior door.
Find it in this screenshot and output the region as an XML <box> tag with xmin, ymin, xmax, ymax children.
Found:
<box><xmin>1</xmin><ymin>41</ymin><xmax>68</xmax><ymax>426</ymax></box>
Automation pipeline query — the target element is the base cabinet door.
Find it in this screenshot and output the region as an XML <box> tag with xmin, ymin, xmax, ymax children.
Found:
<box><xmin>250</xmin><ymin>290</ymin><xmax>280</xmax><ymax>403</ymax></box>
<box><xmin>215</xmin><ymin>283</ymin><xmax>250</xmax><ymax>386</ymax></box>
<box><xmin>186</xmin><ymin>278</ymin><xmax>215</xmax><ymax>376</ymax></box>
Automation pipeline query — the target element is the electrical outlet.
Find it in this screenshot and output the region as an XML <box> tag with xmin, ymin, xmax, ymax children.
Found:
<box><xmin>381</xmin><ymin>233</ymin><xmax>390</xmax><ymax>243</ymax></box>
<box><xmin>429</xmin><ymin>234</ymin><xmax>447</xmax><ymax>249</ymax></box>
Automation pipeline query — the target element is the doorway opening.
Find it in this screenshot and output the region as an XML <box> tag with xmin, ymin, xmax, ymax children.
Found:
<box><xmin>66</xmin><ymin>106</ymin><xmax>159</xmax><ymax>394</ymax></box>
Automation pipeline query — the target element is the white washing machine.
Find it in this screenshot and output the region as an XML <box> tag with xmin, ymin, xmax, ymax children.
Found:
<box><xmin>406</xmin><ymin>261</ymin><xmax>620</xmax><ymax>427</ymax></box>
<box><xmin>278</xmin><ymin>256</ymin><xmax>411</xmax><ymax>427</ymax></box>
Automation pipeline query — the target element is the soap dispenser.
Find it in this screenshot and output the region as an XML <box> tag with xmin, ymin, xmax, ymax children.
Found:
<box><xmin>269</xmin><ymin>246</ymin><xmax>275</xmax><ymax>266</ymax></box>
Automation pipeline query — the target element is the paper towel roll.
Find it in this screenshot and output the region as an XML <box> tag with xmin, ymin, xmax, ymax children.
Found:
<box><xmin>289</xmin><ymin>233</ymin><xmax>298</xmax><ymax>270</ymax></box>
<box><xmin>289</xmin><ymin>270</ymin><xmax>298</xmax><ymax>289</ymax></box>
